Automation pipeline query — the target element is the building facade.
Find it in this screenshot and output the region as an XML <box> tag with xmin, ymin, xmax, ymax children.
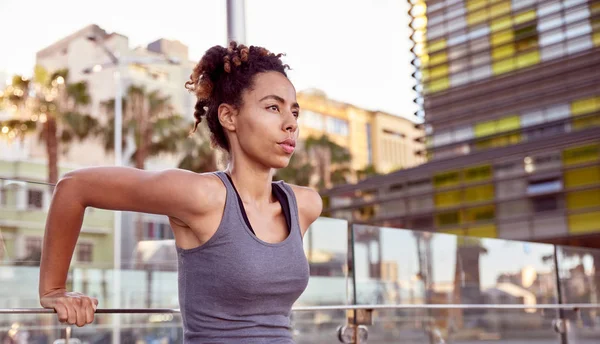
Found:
<box><xmin>33</xmin><ymin>24</ymin><xmax>196</xmax><ymax>168</ymax></box>
<box><xmin>297</xmin><ymin>90</ymin><xmax>425</xmax><ymax>174</ymax></box>
<box><xmin>325</xmin><ymin>0</ymin><xmax>600</xmax><ymax>248</ymax></box>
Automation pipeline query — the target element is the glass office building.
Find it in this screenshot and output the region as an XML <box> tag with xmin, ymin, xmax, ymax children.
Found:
<box><xmin>325</xmin><ymin>0</ymin><xmax>600</xmax><ymax>248</ymax></box>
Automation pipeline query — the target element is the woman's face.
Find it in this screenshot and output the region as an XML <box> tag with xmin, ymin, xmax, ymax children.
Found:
<box><xmin>229</xmin><ymin>71</ymin><xmax>300</xmax><ymax>169</ymax></box>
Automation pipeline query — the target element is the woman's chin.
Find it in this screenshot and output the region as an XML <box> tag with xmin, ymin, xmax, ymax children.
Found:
<box><xmin>270</xmin><ymin>156</ymin><xmax>292</xmax><ymax>169</ymax></box>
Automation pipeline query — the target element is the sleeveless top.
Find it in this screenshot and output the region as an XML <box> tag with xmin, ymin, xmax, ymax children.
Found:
<box><xmin>176</xmin><ymin>171</ymin><xmax>310</xmax><ymax>343</ymax></box>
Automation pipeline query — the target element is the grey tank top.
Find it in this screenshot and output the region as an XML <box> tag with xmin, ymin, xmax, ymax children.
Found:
<box><xmin>176</xmin><ymin>171</ymin><xmax>310</xmax><ymax>343</ymax></box>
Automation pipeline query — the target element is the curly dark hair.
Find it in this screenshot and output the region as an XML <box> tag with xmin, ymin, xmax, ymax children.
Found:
<box><xmin>185</xmin><ymin>41</ymin><xmax>290</xmax><ymax>152</ymax></box>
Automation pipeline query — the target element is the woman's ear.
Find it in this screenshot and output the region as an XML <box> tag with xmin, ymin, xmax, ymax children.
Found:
<box><xmin>218</xmin><ymin>104</ymin><xmax>237</xmax><ymax>133</ymax></box>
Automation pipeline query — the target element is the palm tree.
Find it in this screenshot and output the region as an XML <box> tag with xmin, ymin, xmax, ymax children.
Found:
<box><xmin>101</xmin><ymin>85</ymin><xmax>183</xmax><ymax>169</ymax></box>
<box><xmin>1</xmin><ymin>67</ymin><xmax>97</xmax><ymax>184</ymax></box>
<box><xmin>177</xmin><ymin>122</ymin><xmax>223</xmax><ymax>173</ymax></box>
<box><xmin>304</xmin><ymin>134</ymin><xmax>353</xmax><ymax>190</ymax></box>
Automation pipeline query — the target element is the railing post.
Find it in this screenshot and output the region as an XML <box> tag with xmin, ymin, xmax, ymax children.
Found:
<box><xmin>338</xmin><ymin>309</ymin><xmax>371</xmax><ymax>343</ymax></box>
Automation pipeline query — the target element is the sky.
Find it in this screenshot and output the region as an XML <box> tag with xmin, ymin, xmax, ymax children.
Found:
<box><xmin>0</xmin><ymin>0</ymin><xmax>418</xmax><ymax>121</ymax></box>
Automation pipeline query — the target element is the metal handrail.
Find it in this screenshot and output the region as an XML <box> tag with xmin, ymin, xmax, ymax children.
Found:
<box><xmin>3</xmin><ymin>303</ymin><xmax>600</xmax><ymax>314</ymax></box>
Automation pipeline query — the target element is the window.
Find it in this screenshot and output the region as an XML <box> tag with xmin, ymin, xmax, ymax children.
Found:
<box><xmin>521</xmin><ymin>109</ymin><xmax>545</xmax><ymax>127</ymax></box>
<box><xmin>436</xmin><ymin>211</ymin><xmax>460</xmax><ymax>227</ymax></box>
<box><xmin>541</xmin><ymin>43</ymin><xmax>566</xmax><ymax>61</ymax></box>
<box><xmin>27</xmin><ymin>189</ymin><xmax>43</xmax><ymax>209</ymax></box>
<box><xmin>527</xmin><ymin>178</ymin><xmax>563</xmax><ymax>195</ymax></box>
<box><xmin>300</xmin><ymin>111</ymin><xmax>324</xmax><ymax>130</ymax></box>
<box><xmin>326</xmin><ymin>117</ymin><xmax>349</xmax><ymax>136</ymax></box>
<box><xmin>77</xmin><ymin>243</ymin><xmax>93</xmax><ymax>263</ymax></box>
<box><xmin>463</xmin><ymin>205</ymin><xmax>495</xmax><ymax>223</ymax></box>
<box><xmin>454</xmin><ymin>126</ymin><xmax>473</xmax><ymax>141</ymax></box>
<box><xmin>538</xmin><ymin>14</ymin><xmax>564</xmax><ymax>32</ymax></box>
<box><xmin>567</xmin><ymin>35</ymin><xmax>593</xmax><ymax>54</ymax></box>
<box><xmin>411</xmin><ymin>216</ymin><xmax>433</xmax><ymax>230</ymax></box>
<box><xmin>545</xmin><ymin>103</ymin><xmax>570</xmax><ymax>121</ymax></box>
<box><xmin>532</xmin><ymin>195</ymin><xmax>559</xmax><ymax>213</ymax></box>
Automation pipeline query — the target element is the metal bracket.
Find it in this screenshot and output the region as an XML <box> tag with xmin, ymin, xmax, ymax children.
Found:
<box><xmin>337</xmin><ymin>324</ymin><xmax>369</xmax><ymax>344</ymax></box>
<box><xmin>346</xmin><ymin>309</ymin><xmax>373</xmax><ymax>325</ymax></box>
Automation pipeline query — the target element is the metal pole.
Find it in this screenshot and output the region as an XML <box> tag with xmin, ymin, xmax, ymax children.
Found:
<box><xmin>226</xmin><ymin>0</ymin><xmax>246</xmax><ymax>44</ymax></box>
<box><xmin>112</xmin><ymin>64</ymin><xmax>123</xmax><ymax>344</ymax></box>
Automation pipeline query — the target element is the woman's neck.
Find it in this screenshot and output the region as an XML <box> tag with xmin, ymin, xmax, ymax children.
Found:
<box><xmin>225</xmin><ymin>156</ymin><xmax>274</xmax><ymax>206</ymax></box>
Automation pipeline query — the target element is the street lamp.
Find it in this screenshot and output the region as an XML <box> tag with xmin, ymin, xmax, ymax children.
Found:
<box><xmin>83</xmin><ymin>33</ymin><xmax>179</xmax><ymax>344</ymax></box>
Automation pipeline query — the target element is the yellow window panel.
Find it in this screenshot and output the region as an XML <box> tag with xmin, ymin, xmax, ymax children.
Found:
<box><xmin>571</xmin><ymin>96</ymin><xmax>600</xmax><ymax>116</ymax></box>
<box><xmin>496</xmin><ymin>115</ymin><xmax>521</xmax><ymax>132</ymax></box>
<box><xmin>491</xmin><ymin>16</ymin><xmax>512</xmax><ymax>32</ymax></box>
<box><xmin>514</xmin><ymin>10</ymin><xmax>536</xmax><ymax>25</ymax></box>
<box><xmin>464</xmin><ymin>165</ymin><xmax>493</xmax><ymax>183</ymax></box>
<box><xmin>429</xmin><ymin>78</ymin><xmax>450</xmax><ymax>93</ymax></box>
<box><xmin>420</xmin><ymin>52</ymin><xmax>430</xmax><ymax>66</ymax></box>
<box><xmin>568</xmin><ymin>211</ymin><xmax>600</xmax><ymax>234</ymax></box>
<box><xmin>467</xmin><ymin>224</ymin><xmax>497</xmax><ymax>238</ymax></box>
<box><xmin>429</xmin><ymin>39</ymin><xmax>447</xmax><ymax>53</ymax></box>
<box><xmin>435</xmin><ymin>190</ymin><xmax>463</xmax><ymax>208</ymax></box>
<box><xmin>492</xmin><ymin>30</ymin><xmax>515</xmax><ymax>46</ymax></box>
<box><xmin>441</xmin><ymin>228</ymin><xmax>465</xmax><ymax>236</ymax></box>
<box><xmin>491</xmin><ymin>1</ymin><xmax>511</xmax><ymax>17</ymax></box>
<box><xmin>468</xmin><ymin>9</ymin><xmax>489</xmax><ymax>26</ymax></box>
<box><xmin>430</xmin><ymin>64</ymin><xmax>449</xmax><ymax>78</ymax></box>
<box><xmin>434</xmin><ymin>170</ymin><xmax>462</xmax><ymax>188</ymax></box>
<box><xmin>564</xmin><ymin>166</ymin><xmax>600</xmax><ymax>188</ymax></box>
<box><xmin>567</xmin><ymin>189</ymin><xmax>600</xmax><ymax>210</ymax></box>
<box><xmin>573</xmin><ymin>115</ymin><xmax>600</xmax><ymax>131</ymax></box>
<box><xmin>463</xmin><ymin>205</ymin><xmax>496</xmax><ymax>223</ymax></box>
<box><xmin>516</xmin><ymin>51</ymin><xmax>540</xmax><ymax>69</ymax></box>
<box><xmin>436</xmin><ymin>211</ymin><xmax>461</xmax><ymax>227</ymax></box>
<box><xmin>492</xmin><ymin>44</ymin><xmax>516</xmax><ymax>60</ymax></box>
<box><xmin>429</xmin><ymin>52</ymin><xmax>448</xmax><ymax>66</ymax></box>
<box><xmin>493</xmin><ymin>57</ymin><xmax>516</xmax><ymax>75</ymax></box>
<box><xmin>563</xmin><ymin>144</ymin><xmax>600</xmax><ymax>166</ymax></box>
<box><xmin>467</xmin><ymin>0</ymin><xmax>487</xmax><ymax>11</ymax></box>
<box><xmin>493</xmin><ymin>133</ymin><xmax>521</xmax><ymax>147</ymax></box>
<box><xmin>474</xmin><ymin>120</ymin><xmax>497</xmax><ymax>137</ymax></box>
<box><xmin>464</xmin><ymin>184</ymin><xmax>495</xmax><ymax>203</ymax></box>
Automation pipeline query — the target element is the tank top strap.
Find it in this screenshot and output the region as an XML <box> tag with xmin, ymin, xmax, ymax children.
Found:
<box><xmin>213</xmin><ymin>171</ymin><xmax>238</xmax><ymax>214</ymax></box>
<box><xmin>273</xmin><ymin>181</ymin><xmax>302</xmax><ymax>238</ymax></box>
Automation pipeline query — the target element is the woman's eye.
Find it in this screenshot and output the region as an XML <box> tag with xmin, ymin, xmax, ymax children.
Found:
<box><xmin>268</xmin><ymin>105</ymin><xmax>279</xmax><ymax>112</ymax></box>
<box><xmin>293</xmin><ymin>112</ymin><xmax>300</xmax><ymax>118</ymax></box>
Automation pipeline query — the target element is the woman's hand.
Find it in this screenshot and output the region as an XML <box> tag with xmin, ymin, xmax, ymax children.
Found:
<box><xmin>40</xmin><ymin>290</ymin><xmax>98</xmax><ymax>327</ymax></box>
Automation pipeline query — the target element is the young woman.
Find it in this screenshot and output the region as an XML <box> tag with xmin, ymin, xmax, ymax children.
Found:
<box><xmin>39</xmin><ymin>42</ymin><xmax>323</xmax><ymax>343</ymax></box>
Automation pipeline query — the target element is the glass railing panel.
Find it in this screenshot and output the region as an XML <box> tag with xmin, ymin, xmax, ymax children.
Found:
<box><xmin>1</xmin><ymin>179</ymin><xmax>350</xmax><ymax>309</ymax></box>
<box><xmin>352</xmin><ymin>225</ymin><xmax>560</xmax><ymax>342</ymax></box>
<box><xmin>365</xmin><ymin>308</ymin><xmax>562</xmax><ymax>344</ymax></box>
<box><xmin>556</xmin><ymin>245</ymin><xmax>600</xmax><ymax>342</ymax></box>
<box><xmin>300</xmin><ymin>217</ymin><xmax>350</xmax><ymax>307</ymax></box>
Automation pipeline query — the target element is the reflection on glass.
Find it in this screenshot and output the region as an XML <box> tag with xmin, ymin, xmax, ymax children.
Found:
<box><xmin>0</xmin><ymin>212</ymin><xmax>350</xmax><ymax>342</ymax></box>
<box><xmin>353</xmin><ymin>225</ymin><xmax>559</xmax><ymax>343</ymax></box>
<box><xmin>557</xmin><ymin>245</ymin><xmax>600</xmax><ymax>342</ymax></box>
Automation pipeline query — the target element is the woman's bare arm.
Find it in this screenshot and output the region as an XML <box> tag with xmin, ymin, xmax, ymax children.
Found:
<box><xmin>39</xmin><ymin>166</ymin><xmax>212</xmax><ymax>326</ymax></box>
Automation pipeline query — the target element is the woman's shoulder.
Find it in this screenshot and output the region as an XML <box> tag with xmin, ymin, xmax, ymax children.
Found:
<box><xmin>163</xmin><ymin>169</ymin><xmax>227</xmax><ymax>215</ymax></box>
<box><xmin>286</xmin><ymin>184</ymin><xmax>323</xmax><ymax>227</ymax></box>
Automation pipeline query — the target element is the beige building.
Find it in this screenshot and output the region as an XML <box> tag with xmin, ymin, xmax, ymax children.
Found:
<box><xmin>297</xmin><ymin>89</ymin><xmax>425</xmax><ymax>174</ymax></box>
<box><xmin>32</xmin><ymin>24</ymin><xmax>196</xmax><ymax>169</ymax></box>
